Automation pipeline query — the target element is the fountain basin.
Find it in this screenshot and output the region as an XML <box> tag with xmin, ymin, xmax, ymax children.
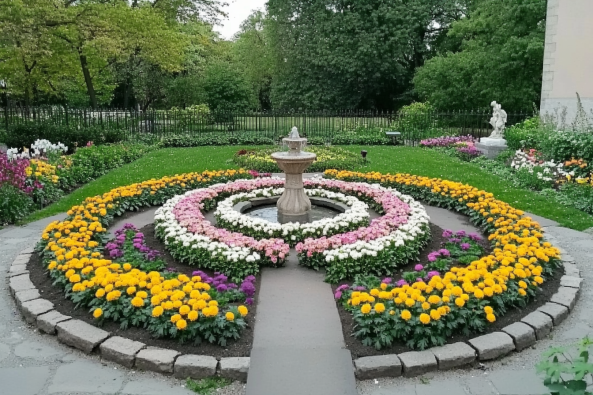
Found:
<box><xmin>235</xmin><ymin>196</ymin><xmax>348</xmax><ymax>224</ymax></box>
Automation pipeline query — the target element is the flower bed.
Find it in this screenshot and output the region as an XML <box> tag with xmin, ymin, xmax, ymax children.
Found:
<box><xmin>232</xmin><ymin>146</ymin><xmax>365</xmax><ymax>173</ymax></box>
<box><xmin>324</xmin><ymin>169</ymin><xmax>561</xmax><ymax>350</ymax></box>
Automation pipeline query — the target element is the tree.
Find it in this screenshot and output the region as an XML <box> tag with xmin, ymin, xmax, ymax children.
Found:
<box><xmin>413</xmin><ymin>0</ymin><xmax>546</xmax><ymax>111</ymax></box>
<box><xmin>266</xmin><ymin>0</ymin><xmax>468</xmax><ymax>110</ymax></box>
<box><xmin>201</xmin><ymin>61</ymin><xmax>254</xmax><ymax>111</ymax></box>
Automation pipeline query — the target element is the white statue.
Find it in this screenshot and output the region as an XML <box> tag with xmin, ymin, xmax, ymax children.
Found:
<box><xmin>289</xmin><ymin>126</ymin><xmax>300</xmax><ymax>139</ymax></box>
<box><xmin>488</xmin><ymin>101</ymin><xmax>507</xmax><ymax>139</ymax></box>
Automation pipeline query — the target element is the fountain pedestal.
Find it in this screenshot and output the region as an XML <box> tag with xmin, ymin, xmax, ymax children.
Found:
<box><xmin>271</xmin><ymin>135</ymin><xmax>316</xmax><ymax>223</ymax></box>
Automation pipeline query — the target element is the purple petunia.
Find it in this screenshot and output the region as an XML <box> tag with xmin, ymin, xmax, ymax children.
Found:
<box><xmin>461</xmin><ymin>243</ymin><xmax>471</xmax><ymax>250</ymax></box>
<box><xmin>442</xmin><ymin>230</ymin><xmax>453</xmax><ymax>238</ymax></box>
<box><xmin>334</xmin><ymin>291</ymin><xmax>342</xmax><ymax>299</ymax></box>
<box><xmin>414</xmin><ymin>264</ymin><xmax>424</xmax><ymax>271</ymax></box>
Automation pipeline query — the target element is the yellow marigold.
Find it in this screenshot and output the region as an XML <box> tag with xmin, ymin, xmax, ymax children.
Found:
<box><xmin>405</xmin><ymin>298</ymin><xmax>415</xmax><ymax>307</ymax></box>
<box><xmin>421</xmin><ymin>302</ymin><xmax>430</xmax><ymax>310</ymax></box>
<box><xmin>127</xmin><ymin>286</ymin><xmax>136</xmax><ymax>295</ymax></box>
<box><xmin>188</xmin><ymin>310</ymin><xmax>199</xmax><ymax>321</ymax></box>
<box><xmin>370</xmin><ymin>288</ymin><xmax>380</xmax><ymax>296</ymax></box>
<box><xmin>484</xmin><ymin>306</ymin><xmax>494</xmax><ymax>315</ymax></box>
<box><xmin>238</xmin><ymin>305</ymin><xmax>248</xmax><ymax>317</ymax></box>
<box><xmin>361</xmin><ymin>303</ymin><xmax>372</xmax><ymax>314</ymax></box>
<box><xmin>131</xmin><ymin>297</ymin><xmax>144</xmax><ymax>307</ymax></box>
<box><xmin>176</xmin><ymin>319</ymin><xmax>187</xmax><ymax>330</ymax></box>
<box><xmin>374</xmin><ymin>303</ymin><xmax>386</xmax><ymax>313</ymax></box>
<box><xmin>428</xmin><ymin>295</ymin><xmax>441</xmax><ymax>304</ymax></box>
<box><xmin>419</xmin><ymin>313</ymin><xmax>431</xmax><ymax>325</ymax></box>
<box><xmin>179</xmin><ymin>305</ymin><xmax>191</xmax><ymax>315</ymax></box>
<box><xmin>96</xmin><ymin>289</ymin><xmax>106</xmax><ymax>298</ymax></box>
<box><xmin>455</xmin><ymin>297</ymin><xmax>465</xmax><ymax>307</ymax></box>
<box><xmin>93</xmin><ymin>308</ymin><xmax>103</xmax><ymax>319</ymax></box>
<box><xmin>430</xmin><ymin>309</ymin><xmax>441</xmax><ymax>320</ymax></box>
<box><xmin>518</xmin><ymin>281</ymin><xmax>528</xmax><ymax>289</ymax></box>
<box><xmin>486</xmin><ymin>313</ymin><xmax>496</xmax><ymax>323</ymax></box>
<box><xmin>226</xmin><ymin>312</ymin><xmax>235</xmax><ymax>321</ymax></box>
<box><xmin>518</xmin><ymin>288</ymin><xmax>527</xmax><ymax>296</ymax></box>
<box><xmin>351</xmin><ymin>297</ymin><xmax>361</xmax><ymax>306</ymax></box>
<box><xmin>152</xmin><ymin>306</ymin><xmax>164</xmax><ymax>317</ymax></box>
<box><xmin>380</xmin><ymin>283</ymin><xmax>388</xmax><ymax>290</ymax></box>
<box><xmin>401</xmin><ymin>310</ymin><xmax>412</xmax><ymax>321</ymax></box>
<box><xmin>474</xmin><ymin>289</ymin><xmax>485</xmax><ymax>299</ymax></box>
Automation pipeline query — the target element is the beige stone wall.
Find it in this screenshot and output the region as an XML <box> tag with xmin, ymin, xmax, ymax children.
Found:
<box><xmin>540</xmin><ymin>0</ymin><xmax>593</xmax><ymax>122</ymax></box>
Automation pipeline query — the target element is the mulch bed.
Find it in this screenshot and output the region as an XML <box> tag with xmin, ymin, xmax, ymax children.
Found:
<box><xmin>333</xmin><ymin>222</ymin><xmax>564</xmax><ymax>358</ymax></box>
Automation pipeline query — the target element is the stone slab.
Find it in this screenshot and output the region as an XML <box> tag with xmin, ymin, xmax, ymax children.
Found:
<box><xmin>14</xmin><ymin>289</ymin><xmax>40</xmax><ymax>307</ymax></box>
<box><xmin>56</xmin><ymin>319</ymin><xmax>110</xmax><ymax>354</ymax></box>
<box><xmin>14</xmin><ymin>341</ymin><xmax>64</xmax><ymax>359</ymax></box>
<box><xmin>561</xmin><ymin>254</ymin><xmax>576</xmax><ymax>263</ymax></box>
<box><xmin>468</xmin><ymin>332</ymin><xmax>515</xmax><ymax>361</ymax></box>
<box><xmin>537</xmin><ymin>302</ymin><xmax>569</xmax><ymax>325</ymax></box>
<box><xmin>416</xmin><ymin>379</ymin><xmax>468</xmax><ymax>395</ymax></box>
<box><xmin>8</xmin><ymin>273</ymin><xmax>35</xmax><ymax>296</ymax></box>
<box><xmin>0</xmin><ymin>366</ymin><xmax>52</xmax><ymax>395</ymax></box>
<box><xmin>560</xmin><ymin>275</ymin><xmax>583</xmax><ymax>288</ymax></box>
<box><xmin>48</xmin><ymin>360</ymin><xmax>124</xmax><ymax>394</ymax></box>
<box><xmin>502</xmin><ymin>322</ymin><xmax>536</xmax><ymax>351</ymax></box>
<box><xmin>353</xmin><ymin>355</ymin><xmax>402</xmax><ymax>379</ymax></box>
<box><xmin>220</xmin><ymin>357</ymin><xmax>250</xmax><ymax>382</ymax></box>
<box><xmin>37</xmin><ymin>310</ymin><xmax>71</xmax><ymax>335</ymax></box>
<box><xmin>20</xmin><ymin>299</ymin><xmax>54</xmax><ymax>324</ymax></box>
<box><xmin>99</xmin><ymin>336</ymin><xmax>145</xmax><ymax>368</ymax></box>
<box><xmin>20</xmin><ymin>247</ymin><xmax>35</xmax><ymax>254</ymax></box>
<box><xmin>524</xmin><ymin>212</ymin><xmax>559</xmax><ymax>227</ymax></box>
<box><xmin>174</xmin><ymin>354</ymin><xmax>218</xmax><ymax>379</ymax></box>
<box><xmin>563</xmin><ymin>262</ymin><xmax>580</xmax><ymax>277</ymax></box>
<box><xmin>521</xmin><ymin>311</ymin><xmax>553</xmax><ymax>340</ymax></box>
<box><xmin>488</xmin><ymin>369</ymin><xmax>550</xmax><ymax>395</ymax></box>
<box><xmin>550</xmin><ymin>286</ymin><xmax>579</xmax><ymax>310</ymax></box>
<box><xmin>430</xmin><ymin>342</ymin><xmax>476</xmax><ymax>370</ymax></box>
<box><xmin>121</xmin><ymin>379</ymin><xmax>194</xmax><ymax>395</ymax></box>
<box><xmin>135</xmin><ymin>347</ymin><xmax>180</xmax><ymax>373</ymax></box>
<box><xmin>11</xmin><ymin>254</ymin><xmax>31</xmax><ymax>266</ymax></box>
<box><xmin>246</xmin><ymin>348</ymin><xmax>356</xmax><ymax>395</ymax></box>
<box><xmin>9</xmin><ymin>263</ymin><xmax>27</xmax><ymax>273</ymax></box>
<box><xmin>398</xmin><ymin>350</ymin><xmax>438</xmax><ymax>377</ymax></box>
<box><xmin>7</xmin><ymin>269</ymin><xmax>29</xmax><ymax>278</ymax></box>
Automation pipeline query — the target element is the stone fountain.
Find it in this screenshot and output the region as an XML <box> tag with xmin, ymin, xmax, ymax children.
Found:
<box><xmin>271</xmin><ymin>127</ymin><xmax>317</xmax><ymax>223</ymax></box>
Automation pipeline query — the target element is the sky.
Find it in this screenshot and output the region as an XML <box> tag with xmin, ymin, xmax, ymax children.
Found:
<box><xmin>213</xmin><ymin>0</ymin><xmax>268</xmax><ymax>40</ymax></box>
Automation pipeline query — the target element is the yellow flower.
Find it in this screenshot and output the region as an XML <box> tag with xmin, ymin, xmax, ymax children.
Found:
<box><xmin>96</xmin><ymin>289</ymin><xmax>106</xmax><ymax>298</ymax></box>
<box><xmin>374</xmin><ymin>303</ymin><xmax>386</xmax><ymax>313</ymax></box>
<box><xmin>430</xmin><ymin>309</ymin><xmax>441</xmax><ymax>320</ymax></box>
<box><xmin>152</xmin><ymin>306</ymin><xmax>164</xmax><ymax>317</ymax></box>
<box><xmin>455</xmin><ymin>297</ymin><xmax>465</xmax><ymax>307</ymax></box>
<box><xmin>484</xmin><ymin>306</ymin><xmax>493</xmax><ymax>315</ymax></box>
<box><xmin>93</xmin><ymin>308</ymin><xmax>103</xmax><ymax>319</ymax></box>
<box><xmin>131</xmin><ymin>297</ymin><xmax>144</xmax><ymax>307</ymax></box>
<box><xmin>226</xmin><ymin>312</ymin><xmax>235</xmax><ymax>321</ymax></box>
<box><xmin>176</xmin><ymin>319</ymin><xmax>187</xmax><ymax>330</ymax></box>
<box><xmin>170</xmin><ymin>314</ymin><xmax>181</xmax><ymax>323</ymax></box>
<box><xmin>419</xmin><ymin>313</ymin><xmax>431</xmax><ymax>325</ymax></box>
<box><xmin>401</xmin><ymin>310</ymin><xmax>412</xmax><ymax>321</ymax></box>
<box><xmin>188</xmin><ymin>310</ymin><xmax>199</xmax><ymax>321</ymax></box>
<box><xmin>361</xmin><ymin>303</ymin><xmax>372</xmax><ymax>314</ymax></box>
<box><xmin>486</xmin><ymin>313</ymin><xmax>496</xmax><ymax>323</ymax></box>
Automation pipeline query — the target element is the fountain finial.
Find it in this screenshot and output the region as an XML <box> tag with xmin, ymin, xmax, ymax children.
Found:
<box><xmin>289</xmin><ymin>126</ymin><xmax>300</xmax><ymax>139</ymax></box>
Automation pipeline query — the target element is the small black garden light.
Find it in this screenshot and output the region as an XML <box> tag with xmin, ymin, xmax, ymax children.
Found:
<box><xmin>361</xmin><ymin>150</ymin><xmax>368</xmax><ymax>161</ymax></box>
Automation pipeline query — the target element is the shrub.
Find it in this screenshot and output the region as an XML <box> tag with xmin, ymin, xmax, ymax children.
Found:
<box><xmin>503</xmin><ymin>117</ymin><xmax>548</xmax><ymax>150</ymax></box>
<box><xmin>541</xmin><ymin>131</ymin><xmax>593</xmax><ymax>163</ymax></box>
<box><xmin>5</xmin><ymin>123</ymin><xmax>126</xmax><ymax>152</ymax></box>
<box><xmin>161</xmin><ymin>133</ymin><xmax>274</xmax><ymax>147</ymax></box>
<box><xmin>0</xmin><ymin>184</ymin><xmax>34</xmax><ymax>225</ymax></box>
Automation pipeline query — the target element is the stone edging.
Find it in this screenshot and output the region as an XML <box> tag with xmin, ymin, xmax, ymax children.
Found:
<box><xmin>352</xmin><ymin>250</ymin><xmax>582</xmax><ymax>379</ymax></box>
<box><xmin>7</xmin><ymin>247</ymin><xmax>250</xmax><ymax>382</ymax></box>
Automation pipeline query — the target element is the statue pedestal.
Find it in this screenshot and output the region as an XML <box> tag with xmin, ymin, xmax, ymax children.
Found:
<box><xmin>476</xmin><ymin>137</ymin><xmax>508</xmax><ymax>159</ymax></box>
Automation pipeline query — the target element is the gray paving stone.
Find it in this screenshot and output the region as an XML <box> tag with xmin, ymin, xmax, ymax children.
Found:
<box><xmin>0</xmin><ymin>342</ymin><xmax>10</xmax><ymax>362</ymax></box>
<box><xmin>521</xmin><ymin>311</ymin><xmax>554</xmax><ymax>340</ymax></box>
<box><xmin>416</xmin><ymin>379</ymin><xmax>467</xmax><ymax>395</ymax></box>
<box><xmin>550</xmin><ymin>286</ymin><xmax>579</xmax><ymax>310</ymax></box>
<box><xmin>488</xmin><ymin>369</ymin><xmax>549</xmax><ymax>395</ymax></box>
<box><xmin>468</xmin><ymin>332</ymin><xmax>515</xmax><ymax>361</ymax></box>
<box><xmin>220</xmin><ymin>356</ymin><xmax>250</xmax><ymax>382</ymax></box>
<box><xmin>353</xmin><ymin>355</ymin><xmax>402</xmax><ymax>379</ymax></box>
<box><xmin>20</xmin><ymin>247</ymin><xmax>34</xmax><ymax>254</ymax></box>
<box><xmin>20</xmin><ymin>298</ymin><xmax>54</xmax><ymax>324</ymax></box>
<box><xmin>56</xmin><ymin>319</ymin><xmax>110</xmax><ymax>354</ymax></box>
<box><xmin>563</xmin><ymin>263</ymin><xmax>581</xmax><ymax>277</ymax></box>
<box><xmin>502</xmin><ymin>322</ymin><xmax>536</xmax><ymax>351</ymax></box>
<box><xmin>100</xmin><ymin>336</ymin><xmax>145</xmax><ymax>368</ymax></box>
<box><xmin>538</xmin><ymin>302</ymin><xmax>569</xmax><ymax>325</ymax></box>
<box><xmin>398</xmin><ymin>350</ymin><xmax>438</xmax><ymax>377</ymax></box>
<box><xmin>121</xmin><ymin>379</ymin><xmax>194</xmax><ymax>395</ymax></box>
<box><xmin>366</xmin><ymin>383</ymin><xmax>417</xmax><ymax>395</ymax></box>
<box><xmin>14</xmin><ymin>289</ymin><xmax>40</xmax><ymax>307</ymax></box>
<box><xmin>136</xmin><ymin>347</ymin><xmax>180</xmax><ymax>373</ymax></box>
<box><xmin>37</xmin><ymin>310</ymin><xmax>71</xmax><ymax>335</ymax></box>
<box><xmin>7</xmin><ymin>269</ymin><xmax>29</xmax><ymax>277</ymax></box>
<box><xmin>430</xmin><ymin>342</ymin><xmax>476</xmax><ymax>370</ymax></box>
<box><xmin>9</xmin><ymin>263</ymin><xmax>27</xmax><ymax>273</ymax></box>
<box><xmin>561</xmin><ymin>254</ymin><xmax>575</xmax><ymax>263</ymax></box>
<box><xmin>560</xmin><ymin>275</ymin><xmax>583</xmax><ymax>288</ymax></box>
<box><xmin>0</xmin><ymin>366</ymin><xmax>51</xmax><ymax>395</ymax></box>
<box><xmin>465</xmin><ymin>376</ymin><xmax>498</xmax><ymax>395</ymax></box>
<box><xmin>14</xmin><ymin>340</ymin><xmax>64</xmax><ymax>359</ymax></box>
<box><xmin>174</xmin><ymin>354</ymin><xmax>218</xmax><ymax>379</ymax></box>
<box><xmin>48</xmin><ymin>360</ymin><xmax>124</xmax><ymax>393</ymax></box>
<box><xmin>8</xmin><ymin>273</ymin><xmax>35</xmax><ymax>296</ymax></box>
<box><xmin>11</xmin><ymin>254</ymin><xmax>31</xmax><ymax>266</ymax></box>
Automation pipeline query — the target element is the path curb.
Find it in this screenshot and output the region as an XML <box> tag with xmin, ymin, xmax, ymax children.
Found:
<box><xmin>6</xmin><ymin>248</ymin><xmax>250</xmax><ymax>382</ymax></box>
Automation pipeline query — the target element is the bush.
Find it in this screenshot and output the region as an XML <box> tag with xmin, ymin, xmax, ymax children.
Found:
<box><xmin>161</xmin><ymin>133</ymin><xmax>274</xmax><ymax>147</ymax></box>
<box><xmin>541</xmin><ymin>131</ymin><xmax>593</xmax><ymax>163</ymax></box>
<box><xmin>0</xmin><ymin>184</ymin><xmax>33</xmax><ymax>225</ymax></box>
<box><xmin>504</xmin><ymin>117</ymin><xmax>550</xmax><ymax>151</ymax></box>
<box><xmin>5</xmin><ymin>123</ymin><xmax>126</xmax><ymax>152</ymax></box>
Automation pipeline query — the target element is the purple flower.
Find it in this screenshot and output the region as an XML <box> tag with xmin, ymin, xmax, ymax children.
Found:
<box><xmin>396</xmin><ymin>279</ymin><xmax>408</xmax><ymax>287</ymax></box>
<box><xmin>216</xmin><ymin>284</ymin><xmax>228</xmax><ymax>292</ymax></box>
<box><xmin>449</xmin><ymin>238</ymin><xmax>461</xmax><ymax>243</ymax></box>
<box><xmin>439</xmin><ymin>249</ymin><xmax>450</xmax><ymax>257</ymax></box>
<box><xmin>381</xmin><ymin>277</ymin><xmax>392</xmax><ymax>284</ymax></box>
<box><xmin>334</xmin><ymin>291</ymin><xmax>342</xmax><ymax>299</ymax></box>
<box><xmin>240</xmin><ymin>282</ymin><xmax>256</xmax><ymax>297</ymax></box>
<box><xmin>336</xmin><ymin>284</ymin><xmax>349</xmax><ymax>292</ymax></box>
<box><xmin>456</xmin><ymin>230</ymin><xmax>467</xmax><ymax>237</ymax></box>
<box><xmin>427</xmin><ymin>253</ymin><xmax>437</xmax><ymax>262</ymax></box>
<box><xmin>245</xmin><ymin>297</ymin><xmax>254</xmax><ymax>305</ymax></box>
<box><xmin>461</xmin><ymin>243</ymin><xmax>471</xmax><ymax>250</ymax></box>
<box><xmin>414</xmin><ymin>264</ymin><xmax>424</xmax><ymax>271</ymax></box>
<box><xmin>354</xmin><ymin>286</ymin><xmax>367</xmax><ymax>291</ymax></box>
<box><xmin>442</xmin><ymin>230</ymin><xmax>453</xmax><ymax>238</ymax></box>
<box><xmin>469</xmin><ymin>233</ymin><xmax>482</xmax><ymax>241</ymax></box>
<box><xmin>427</xmin><ymin>271</ymin><xmax>440</xmax><ymax>278</ymax></box>
<box><xmin>416</xmin><ymin>278</ymin><xmax>424</xmax><ymax>283</ymax></box>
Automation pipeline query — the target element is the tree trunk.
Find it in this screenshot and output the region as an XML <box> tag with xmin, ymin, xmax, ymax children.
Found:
<box><xmin>78</xmin><ymin>48</ymin><xmax>97</xmax><ymax>109</ymax></box>
<box><xmin>123</xmin><ymin>80</ymin><xmax>131</xmax><ymax>109</ymax></box>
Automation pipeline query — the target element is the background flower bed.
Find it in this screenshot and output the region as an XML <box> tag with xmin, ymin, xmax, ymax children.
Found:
<box><xmin>232</xmin><ymin>146</ymin><xmax>365</xmax><ymax>173</ymax></box>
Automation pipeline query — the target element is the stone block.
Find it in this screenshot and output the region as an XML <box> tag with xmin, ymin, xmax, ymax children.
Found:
<box><xmin>220</xmin><ymin>357</ymin><xmax>250</xmax><ymax>382</ymax></box>
<box><xmin>9</xmin><ymin>264</ymin><xmax>27</xmax><ymax>273</ymax></box>
<box><xmin>560</xmin><ymin>276</ymin><xmax>583</xmax><ymax>289</ymax></box>
<box><xmin>502</xmin><ymin>322</ymin><xmax>536</xmax><ymax>351</ymax></box>
<box><xmin>8</xmin><ymin>274</ymin><xmax>35</xmax><ymax>296</ymax></box>
<box><xmin>398</xmin><ymin>351</ymin><xmax>438</xmax><ymax>377</ymax></box>
<box><xmin>550</xmin><ymin>287</ymin><xmax>579</xmax><ymax>310</ymax></box>
<box><xmin>430</xmin><ymin>342</ymin><xmax>476</xmax><ymax>370</ymax></box>
<box><xmin>135</xmin><ymin>347</ymin><xmax>180</xmax><ymax>374</ymax></box>
<box><xmin>20</xmin><ymin>299</ymin><xmax>54</xmax><ymax>324</ymax></box>
<box><xmin>561</xmin><ymin>254</ymin><xmax>575</xmax><ymax>263</ymax></box>
<box><xmin>56</xmin><ymin>320</ymin><xmax>110</xmax><ymax>354</ymax></box>
<box><xmin>537</xmin><ymin>302</ymin><xmax>569</xmax><ymax>325</ymax></box>
<box><xmin>8</xmin><ymin>270</ymin><xmax>30</xmax><ymax>278</ymax></box>
<box><xmin>37</xmin><ymin>310</ymin><xmax>71</xmax><ymax>335</ymax></box>
<box><xmin>99</xmin><ymin>336</ymin><xmax>145</xmax><ymax>368</ymax></box>
<box><xmin>353</xmin><ymin>355</ymin><xmax>402</xmax><ymax>379</ymax></box>
<box><xmin>521</xmin><ymin>311</ymin><xmax>553</xmax><ymax>340</ymax></box>
<box><xmin>12</xmin><ymin>254</ymin><xmax>31</xmax><ymax>266</ymax></box>
<box><xmin>174</xmin><ymin>355</ymin><xmax>218</xmax><ymax>379</ymax></box>
<box><xmin>468</xmin><ymin>332</ymin><xmax>515</xmax><ymax>361</ymax></box>
<box><xmin>20</xmin><ymin>247</ymin><xmax>35</xmax><ymax>254</ymax></box>
<box><xmin>14</xmin><ymin>289</ymin><xmax>40</xmax><ymax>308</ymax></box>
<box><xmin>563</xmin><ymin>263</ymin><xmax>580</xmax><ymax>277</ymax></box>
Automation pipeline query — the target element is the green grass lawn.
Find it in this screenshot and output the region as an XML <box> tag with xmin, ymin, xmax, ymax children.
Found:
<box><xmin>26</xmin><ymin>145</ymin><xmax>593</xmax><ymax>231</ymax></box>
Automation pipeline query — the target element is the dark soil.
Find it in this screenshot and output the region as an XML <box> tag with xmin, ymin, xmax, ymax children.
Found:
<box><xmin>27</xmin><ymin>225</ymin><xmax>260</xmax><ymax>358</ymax></box>
<box><xmin>333</xmin><ymin>222</ymin><xmax>564</xmax><ymax>358</ymax></box>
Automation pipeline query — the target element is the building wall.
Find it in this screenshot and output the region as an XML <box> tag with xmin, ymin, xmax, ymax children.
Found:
<box><xmin>540</xmin><ymin>0</ymin><xmax>593</xmax><ymax>123</ymax></box>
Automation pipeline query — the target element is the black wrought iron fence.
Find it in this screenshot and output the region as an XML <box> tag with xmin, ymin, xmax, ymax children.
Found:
<box><xmin>0</xmin><ymin>106</ymin><xmax>534</xmax><ymax>144</ymax></box>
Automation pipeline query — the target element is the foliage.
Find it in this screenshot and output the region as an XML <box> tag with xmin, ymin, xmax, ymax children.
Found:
<box><xmin>105</xmin><ymin>224</ymin><xmax>166</xmax><ymax>273</ymax></box>
<box><xmin>414</xmin><ymin>0</ymin><xmax>546</xmax><ymax>111</ymax></box>
<box><xmin>186</xmin><ymin>377</ymin><xmax>231</xmax><ymax>395</ymax></box>
<box><xmin>4</xmin><ymin>123</ymin><xmax>125</xmax><ymax>153</ymax></box>
<box><xmin>537</xmin><ymin>337</ymin><xmax>593</xmax><ymax>395</ymax></box>
<box><xmin>233</xmin><ymin>146</ymin><xmax>366</xmax><ymax>173</ymax></box>
<box><xmin>161</xmin><ymin>134</ymin><xmax>274</xmax><ymax>147</ymax></box>
<box><xmin>504</xmin><ymin>117</ymin><xmax>550</xmax><ymax>151</ymax></box>
<box><xmin>0</xmin><ymin>184</ymin><xmax>34</xmax><ymax>225</ymax></box>
<box><xmin>200</xmin><ymin>61</ymin><xmax>255</xmax><ymax>112</ymax></box>
<box><xmin>542</xmin><ymin>184</ymin><xmax>593</xmax><ymax>216</ymax></box>
<box><xmin>541</xmin><ymin>132</ymin><xmax>593</xmax><ymax>164</ymax></box>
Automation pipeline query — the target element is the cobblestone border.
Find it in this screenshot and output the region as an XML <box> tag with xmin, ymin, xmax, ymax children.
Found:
<box><xmin>7</xmin><ymin>247</ymin><xmax>250</xmax><ymax>382</ymax></box>
<box><xmin>352</xmin><ymin>252</ymin><xmax>581</xmax><ymax>379</ymax></box>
